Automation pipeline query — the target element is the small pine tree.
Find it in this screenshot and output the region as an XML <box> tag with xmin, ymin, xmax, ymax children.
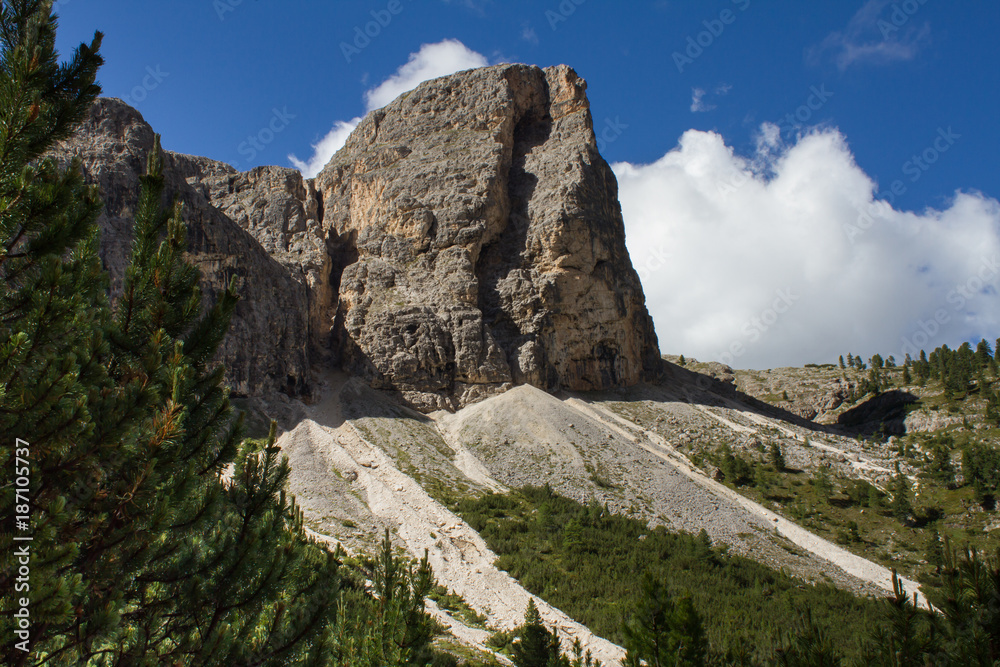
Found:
<box><xmin>860</xmin><ymin>572</ymin><xmax>936</xmax><ymax>663</ymax></box>
<box><xmin>813</xmin><ymin>465</ymin><xmax>833</xmax><ymax>502</ymax></box>
<box><xmin>889</xmin><ymin>473</ymin><xmax>913</xmax><ymax>524</ymax></box>
<box><xmin>776</xmin><ymin>609</ymin><xmax>841</xmax><ymax>666</ymax></box>
<box><xmin>679</xmin><ymin>354</ymin><xmax>686</xmax><ymax>366</ymax></box>
<box><xmin>902</xmin><ymin>364</ymin><xmax>911</xmax><ymax>385</ymax></box>
<box><xmin>839</xmin><ymin>355</ymin><xmax>846</xmax><ymax>369</ymax></box>
<box><xmin>621</xmin><ymin>574</ymin><xmax>706</xmax><ymax>667</ymax></box>
<box><xmin>769</xmin><ymin>443</ymin><xmax>786</xmax><ymax>472</ymax></box>
<box><xmin>511</xmin><ymin>599</ymin><xmax>566</xmax><ymax>667</ymax></box>
<box><xmin>925</xmin><ymin>530</ymin><xmax>944</xmax><ymax>575</ymax></box>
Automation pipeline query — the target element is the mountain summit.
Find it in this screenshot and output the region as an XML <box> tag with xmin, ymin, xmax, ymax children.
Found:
<box><xmin>57</xmin><ymin>63</ymin><xmax>661</xmax><ymax>410</ymax></box>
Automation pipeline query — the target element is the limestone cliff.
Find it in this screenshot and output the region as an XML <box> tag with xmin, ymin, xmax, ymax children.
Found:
<box><xmin>53</xmin><ymin>100</ymin><xmax>315</xmax><ymax>398</ymax></box>
<box><xmin>312</xmin><ymin>64</ymin><xmax>661</xmax><ymax>410</ymax></box>
<box><xmin>59</xmin><ymin>63</ymin><xmax>661</xmax><ymax>410</ymax></box>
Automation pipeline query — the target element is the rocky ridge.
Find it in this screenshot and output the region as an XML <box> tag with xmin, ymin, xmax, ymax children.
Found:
<box><xmin>59</xmin><ymin>63</ymin><xmax>661</xmax><ymax>411</ymax></box>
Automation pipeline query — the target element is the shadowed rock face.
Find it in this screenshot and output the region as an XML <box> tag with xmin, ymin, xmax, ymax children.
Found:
<box><xmin>52</xmin><ymin>99</ymin><xmax>315</xmax><ymax>399</ymax></box>
<box><xmin>314</xmin><ymin>64</ymin><xmax>662</xmax><ymax>410</ymax></box>
<box><xmin>58</xmin><ymin>63</ymin><xmax>661</xmax><ymax>411</ymax></box>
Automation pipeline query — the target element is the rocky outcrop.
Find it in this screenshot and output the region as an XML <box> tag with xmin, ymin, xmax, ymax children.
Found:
<box><xmin>53</xmin><ymin>99</ymin><xmax>314</xmax><ymax>398</ymax></box>
<box><xmin>314</xmin><ymin>64</ymin><xmax>661</xmax><ymax>410</ymax></box>
<box><xmin>60</xmin><ymin>63</ymin><xmax>662</xmax><ymax>411</ymax></box>
<box><xmin>190</xmin><ymin>166</ymin><xmax>335</xmax><ymax>354</ymax></box>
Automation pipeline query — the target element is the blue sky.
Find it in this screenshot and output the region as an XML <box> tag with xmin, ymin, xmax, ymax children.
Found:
<box><xmin>55</xmin><ymin>0</ymin><xmax>1000</xmax><ymax>367</ymax></box>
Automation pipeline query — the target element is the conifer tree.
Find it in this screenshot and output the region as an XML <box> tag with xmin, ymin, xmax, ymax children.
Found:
<box><xmin>861</xmin><ymin>573</ymin><xmax>936</xmax><ymax>666</ymax></box>
<box><xmin>512</xmin><ymin>599</ymin><xmax>566</xmax><ymax>667</ymax></box>
<box><xmin>774</xmin><ymin>609</ymin><xmax>840</xmax><ymax>666</ymax></box>
<box><xmin>889</xmin><ymin>472</ymin><xmax>913</xmax><ymax>524</ymax></box>
<box><xmin>621</xmin><ymin>574</ymin><xmax>705</xmax><ymax>667</ymax></box>
<box><xmin>0</xmin><ymin>1</ymin><xmax>122</xmax><ymax>660</ymax></box>
<box><xmin>769</xmin><ymin>443</ymin><xmax>786</xmax><ymax>472</ymax></box>
<box><xmin>0</xmin><ymin>5</ymin><xmax>399</xmax><ymax>664</ymax></box>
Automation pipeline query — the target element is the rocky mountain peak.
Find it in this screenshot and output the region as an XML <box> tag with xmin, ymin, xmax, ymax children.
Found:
<box><xmin>56</xmin><ymin>63</ymin><xmax>661</xmax><ymax>411</ymax></box>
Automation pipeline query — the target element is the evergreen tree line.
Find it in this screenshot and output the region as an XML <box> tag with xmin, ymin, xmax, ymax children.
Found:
<box><xmin>466</xmin><ymin>487</ymin><xmax>1000</xmax><ymax>667</ymax></box>
<box><xmin>842</xmin><ymin>339</ymin><xmax>999</xmax><ymax>398</ymax></box>
<box><xmin>0</xmin><ymin>3</ymin><xmax>448</xmax><ymax>664</ymax></box>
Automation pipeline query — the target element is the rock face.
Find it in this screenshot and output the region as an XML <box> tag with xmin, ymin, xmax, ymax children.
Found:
<box><xmin>53</xmin><ymin>99</ymin><xmax>315</xmax><ymax>398</ymax></box>
<box><xmin>59</xmin><ymin>63</ymin><xmax>661</xmax><ymax>411</ymax></box>
<box><xmin>314</xmin><ymin>64</ymin><xmax>661</xmax><ymax>410</ymax></box>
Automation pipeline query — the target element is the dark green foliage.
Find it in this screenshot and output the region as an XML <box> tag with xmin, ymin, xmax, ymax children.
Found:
<box><xmin>770</xmin><ymin>443</ymin><xmax>786</xmax><ymax>472</ymax></box>
<box><xmin>859</xmin><ymin>573</ymin><xmax>936</xmax><ymax>666</ymax></box>
<box><xmin>679</xmin><ymin>354</ymin><xmax>686</xmax><ymax>366</ymax></box>
<box><xmin>931</xmin><ymin>543</ymin><xmax>1000</xmax><ymax>663</ymax></box>
<box><xmin>843</xmin><ymin>479</ymin><xmax>881</xmax><ymax>508</ymax></box>
<box><xmin>925</xmin><ymin>530</ymin><xmax>944</xmax><ymax>575</ymax></box>
<box><xmin>510</xmin><ymin>599</ymin><xmax>567</xmax><ymax>667</ymax></box>
<box><xmin>370</xmin><ymin>529</ymin><xmax>438</xmax><ymax>664</ymax></box>
<box><xmin>925</xmin><ymin>441</ymin><xmax>956</xmax><ymax>487</ymax></box>
<box><xmin>812</xmin><ymin>464</ymin><xmax>833</xmax><ymax>502</ymax></box>
<box><xmin>962</xmin><ymin>443</ymin><xmax>1000</xmax><ymax>508</ymax></box>
<box><xmin>975</xmin><ymin>339</ymin><xmax>993</xmax><ymax>368</ymax></box>
<box><xmin>716</xmin><ymin>443</ymin><xmax>755</xmax><ymax>486</ymax></box>
<box><xmin>0</xmin><ymin>5</ymin><xmax>438</xmax><ymax>663</ymax></box>
<box><xmin>901</xmin><ymin>364</ymin><xmax>911</xmax><ymax>386</ymax></box>
<box><xmin>774</xmin><ymin>610</ymin><xmax>840</xmax><ymax>667</ymax></box>
<box><xmin>621</xmin><ymin>573</ymin><xmax>706</xmax><ymax>667</ymax></box>
<box><xmin>839</xmin><ymin>355</ymin><xmax>845</xmax><ymax>370</ymax></box>
<box><xmin>984</xmin><ymin>384</ymin><xmax>1000</xmax><ymax>427</ymax></box>
<box><xmin>889</xmin><ymin>472</ymin><xmax>913</xmax><ymax>523</ymax></box>
<box><xmin>456</xmin><ymin>487</ymin><xmax>882</xmax><ymax>664</ymax></box>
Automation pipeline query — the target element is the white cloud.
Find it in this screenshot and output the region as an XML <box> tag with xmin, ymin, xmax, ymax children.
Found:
<box><xmin>811</xmin><ymin>0</ymin><xmax>930</xmax><ymax>70</ymax></box>
<box><xmin>615</xmin><ymin>127</ymin><xmax>1000</xmax><ymax>369</ymax></box>
<box><xmin>521</xmin><ymin>25</ymin><xmax>539</xmax><ymax>45</ymax></box>
<box><xmin>690</xmin><ymin>84</ymin><xmax>730</xmax><ymax>113</ymax></box>
<box><xmin>690</xmin><ymin>88</ymin><xmax>714</xmax><ymax>113</ymax></box>
<box><xmin>288</xmin><ymin>118</ymin><xmax>361</xmax><ymax>178</ymax></box>
<box><xmin>289</xmin><ymin>39</ymin><xmax>489</xmax><ymax>178</ymax></box>
<box><xmin>363</xmin><ymin>39</ymin><xmax>489</xmax><ymax>111</ymax></box>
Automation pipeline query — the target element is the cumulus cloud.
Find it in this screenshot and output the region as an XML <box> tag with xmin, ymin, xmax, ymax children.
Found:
<box><xmin>363</xmin><ymin>39</ymin><xmax>488</xmax><ymax>110</ymax></box>
<box><xmin>288</xmin><ymin>119</ymin><xmax>361</xmax><ymax>178</ymax></box>
<box><xmin>289</xmin><ymin>39</ymin><xmax>489</xmax><ymax>178</ymax></box>
<box><xmin>810</xmin><ymin>0</ymin><xmax>930</xmax><ymax>70</ymax></box>
<box><xmin>614</xmin><ymin>128</ymin><xmax>1000</xmax><ymax>369</ymax></box>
